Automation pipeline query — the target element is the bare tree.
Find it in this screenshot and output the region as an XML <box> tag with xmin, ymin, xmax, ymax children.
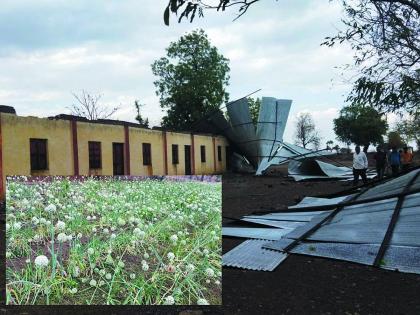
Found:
<box><xmin>294</xmin><ymin>112</ymin><xmax>321</xmax><ymax>149</ymax></box>
<box><xmin>68</xmin><ymin>90</ymin><xmax>119</xmax><ymax>120</ymax></box>
<box><xmin>134</xmin><ymin>100</ymin><xmax>150</xmax><ymax>127</ymax></box>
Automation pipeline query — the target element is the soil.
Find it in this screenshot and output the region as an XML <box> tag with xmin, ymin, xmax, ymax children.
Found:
<box><xmin>222</xmin><ymin>167</ymin><xmax>420</xmax><ymax>315</ymax></box>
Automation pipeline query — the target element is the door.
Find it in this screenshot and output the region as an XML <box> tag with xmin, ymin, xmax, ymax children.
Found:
<box><xmin>184</xmin><ymin>145</ymin><xmax>192</xmax><ymax>175</ymax></box>
<box><xmin>113</xmin><ymin>143</ymin><xmax>124</xmax><ymax>175</ymax></box>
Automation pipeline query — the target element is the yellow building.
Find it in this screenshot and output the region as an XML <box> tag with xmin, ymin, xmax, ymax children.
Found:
<box><xmin>0</xmin><ymin>106</ymin><xmax>229</xmax><ymax>198</ymax></box>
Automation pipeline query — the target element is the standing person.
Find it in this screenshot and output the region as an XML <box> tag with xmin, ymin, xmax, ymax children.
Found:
<box><xmin>353</xmin><ymin>145</ymin><xmax>368</xmax><ymax>186</ymax></box>
<box><xmin>389</xmin><ymin>147</ymin><xmax>401</xmax><ymax>176</ymax></box>
<box><xmin>400</xmin><ymin>147</ymin><xmax>413</xmax><ymax>172</ymax></box>
<box><xmin>373</xmin><ymin>146</ymin><xmax>387</xmax><ymax>180</ymax></box>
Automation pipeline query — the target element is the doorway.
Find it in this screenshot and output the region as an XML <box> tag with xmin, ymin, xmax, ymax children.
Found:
<box><xmin>113</xmin><ymin>143</ymin><xmax>125</xmax><ymax>175</ymax></box>
<box><xmin>184</xmin><ymin>145</ymin><xmax>192</xmax><ymax>175</ymax></box>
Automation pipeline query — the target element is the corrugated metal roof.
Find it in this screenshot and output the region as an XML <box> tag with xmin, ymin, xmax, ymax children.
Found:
<box><xmin>223</xmin><ymin>239</ymin><xmax>288</xmax><ymax>271</ymax></box>
<box><xmin>222</xmin><ymin>227</ymin><xmax>290</xmax><ymax>240</ymax></box>
<box><xmin>223</xmin><ymin>169</ymin><xmax>420</xmax><ymax>274</ymax></box>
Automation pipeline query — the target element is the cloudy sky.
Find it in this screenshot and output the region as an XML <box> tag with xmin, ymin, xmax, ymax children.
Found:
<box><xmin>0</xmin><ymin>0</ymin><xmax>396</xmax><ymax>145</ymax></box>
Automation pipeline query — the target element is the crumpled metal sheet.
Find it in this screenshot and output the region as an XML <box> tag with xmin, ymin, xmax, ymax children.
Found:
<box><xmin>222</xmin><ymin>227</ymin><xmax>291</xmax><ymax>240</ymax></box>
<box><xmin>242</xmin><ymin>211</ymin><xmax>328</xmax><ymax>222</ymax></box>
<box><xmin>289</xmin><ymin>196</ymin><xmax>352</xmax><ymax>209</ymax></box>
<box><xmin>223</xmin><ymin>239</ymin><xmax>288</xmax><ymax>271</ymax></box>
<box><xmin>255</xmin><ymin>98</ymin><xmax>292</xmax><ymax>175</ymax></box>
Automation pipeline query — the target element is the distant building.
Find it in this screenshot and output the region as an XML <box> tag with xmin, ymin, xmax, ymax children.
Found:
<box><xmin>0</xmin><ymin>106</ymin><xmax>229</xmax><ymax>198</ymax></box>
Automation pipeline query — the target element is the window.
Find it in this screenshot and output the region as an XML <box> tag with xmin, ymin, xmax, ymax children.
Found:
<box><xmin>217</xmin><ymin>145</ymin><xmax>222</xmax><ymax>162</ymax></box>
<box><xmin>200</xmin><ymin>145</ymin><xmax>206</xmax><ymax>163</ymax></box>
<box><xmin>172</xmin><ymin>144</ymin><xmax>179</xmax><ymax>164</ymax></box>
<box><xmin>30</xmin><ymin>139</ymin><xmax>48</xmax><ymax>170</ymax></box>
<box><xmin>142</xmin><ymin>143</ymin><xmax>152</xmax><ymax>165</ymax></box>
<box><xmin>88</xmin><ymin>141</ymin><xmax>102</xmax><ymax>169</ymax></box>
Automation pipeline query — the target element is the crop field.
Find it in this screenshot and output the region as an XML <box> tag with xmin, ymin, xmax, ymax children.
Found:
<box><xmin>6</xmin><ymin>177</ymin><xmax>222</xmax><ymax>305</ymax></box>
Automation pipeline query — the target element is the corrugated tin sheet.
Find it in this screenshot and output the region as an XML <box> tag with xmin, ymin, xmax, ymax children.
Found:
<box><xmin>224</xmin><ymin>169</ymin><xmax>420</xmax><ymax>274</ymax></box>
<box><xmin>222</xmin><ymin>227</ymin><xmax>290</xmax><ymax>240</ymax></box>
<box><xmin>223</xmin><ymin>239</ymin><xmax>288</xmax><ymax>271</ymax></box>
<box><xmin>240</xmin><ymin>218</ymin><xmax>305</xmax><ymax>229</ymax></box>
<box><xmin>289</xmin><ymin>196</ymin><xmax>351</xmax><ymax>209</ymax></box>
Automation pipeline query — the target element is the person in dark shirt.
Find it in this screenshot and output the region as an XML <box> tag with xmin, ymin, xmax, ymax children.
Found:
<box><xmin>389</xmin><ymin>147</ymin><xmax>401</xmax><ymax>176</ymax></box>
<box><xmin>373</xmin><ymin>146</ymin><xmax>387</xmax><ymax>180</ymax></box>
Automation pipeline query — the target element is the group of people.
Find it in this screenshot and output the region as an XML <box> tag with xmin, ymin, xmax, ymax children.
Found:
<box><xmin>352</xmin><ymin>145</ymin><xmax>414</xmax><ymax>186</ymax></box>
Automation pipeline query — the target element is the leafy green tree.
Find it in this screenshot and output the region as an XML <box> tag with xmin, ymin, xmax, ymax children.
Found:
<box><xmin>247</xmin><ymin>97</ymin><xmax>261</xmax><ymax>127</ymax></box>
<box><xmin>164</xmin><ymin>1</ymin><xmax>419</xmax><ymax>115</ymax></box>
<box><xmin>395</xmin><ymin>113</ymin><xmax>420</xmax><ymax>149</ymax></box>
<box><xmin>323</xmin><ymin>0</ymin><xmax>420</xmax><ymax>115</ymax></box>
<box><xmin>388</xmin><ymin>131</ymin><xmax>405</xmax><ymax>149</ymax></box>
<box><xmin>151</xmin><ymin>29</ymin><xmax>230</xmax><ymax>130</ymax></box>
<box><xmin>294</xmin><ymin>112</ymin><xmax>321</xmax><ymax>149</ymax></box>
<box><xmin>134</xmin><ymin>100</ymin><xmax>150</xmax><ymax>128</ymax></box>
<box><xmin>326</xmin><ymin>140</ymin><xmax>334</xmax><ymax>151</ymax></box>
<box><xmin>333</xmin><ymin>104</ymin><xmax>388</xmax><ymax>150</ymax></box>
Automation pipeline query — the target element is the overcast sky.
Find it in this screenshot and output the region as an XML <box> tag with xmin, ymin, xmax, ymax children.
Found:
<box><xmin>0</xmin><ymin>0</ymin><xmax>399</xmax><ymax>146</ymax></box>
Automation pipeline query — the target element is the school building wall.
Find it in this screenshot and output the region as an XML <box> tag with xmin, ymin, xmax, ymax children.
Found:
<box><xmin>0</xmin><ymin>111</ymin><xmax>229</xmax><ymax>199</ymax></box>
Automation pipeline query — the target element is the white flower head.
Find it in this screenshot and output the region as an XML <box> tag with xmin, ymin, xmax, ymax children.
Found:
<box><xmin>142</xmin><ymin>262</ymin><xmax>149</xmax><ymax>271</ymax></box>
<box><xmin>117</xmin><ymin>261</ymin><xmax>125</xmax><ymax>268</ymax></box>
<box><xmin>34</xmin><ymin>255</ymin><xmax>49</xmax><ymax>267</ymax></box>
<box><xmin>110</xmin><ymin>233</ymin><xmax>116</xmax><ymax>239</ymax></box>
<box><xmin>197</xmin><ymin>298</ymin><xmax>209</xmax><ymax>305</ymax></box>
<box><xmin>170</xmin><ymin>234</ymin><xmax>178</xmax><ymax>243</ymax></box>
<box><xmin>117</xmin><ymin>218</ymin><xmax>126</xmax><ymax>226</ymax></box>
<box><xmin>105</xmin><ymin>273</ymin><xmax>112</xmax><ymax>280</ymax></box>
<box><xmin>45</xmin><ymin>204</ymin><xmax>56</xmax><ymax>213</ymax></box>
<box><xmin>129</xmin><ymin>273</ymin><xmax>136</xmax><ymax>279</ymax></box>
<box><xmin>167</xmin><ymin>252</ymin><xmax>175</xmax><ymax>261</ymax></box>
<box><xmin>87</xmin><ymin>248</ymin><xmax>94</xmax><ymax>255</ymax></box>
<box><xmin>143</xmin><ymin>253</ymin><xmax>149</xmax><ymax>259</ymax></box>
<box><xmin>55</xmin><ymin>221</ymin><xmax>66</xmax><ymax>231</ymax></box>
<box><xmin>205</xmin><ymin>268</ymin><xmax>214</xmax><ymax>277</ymax></box>
<box><xmin>186</xmin><ymin>264</ymin><xmax>195</xmax><ymax>273</ymax></box>
<box><xmin>13</xmin><ymin>222</ymin><xmax>22</xmax><ymax>230</ymax></box>
<box><xmin>70</xmin><ymin>288</ymin><xmax>78</xmax><ymax>294</ymax></box>
<box><xmin>103</xmin><ymin>228</ymin><xmax>109</xmax><ymax>234</ymax></box>
<box><xmin>57</xmin><ymin>233</ymin><xmax>67</xmax><ymax>243</ymax></box>
<box><xmin>133</xmin><ymin>228</ymin><xmax>145</xmax><ymax>238</ymax></box>
<box><xmin>164</xmin><ymin>295</ymin><xmax>175</xmax><ymax>305</ymax></box>
<box><xmin>89</xmin><ymin>279</ymin><xmax>97</xmax><ymax>287</ymax></box>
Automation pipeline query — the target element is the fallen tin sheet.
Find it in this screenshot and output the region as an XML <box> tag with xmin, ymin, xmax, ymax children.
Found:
<box><xmin>222</xmin><ymin>227</ymin><xmax>290</xmax><ymax>240</ymax></box>
<box><xmin>224</xmin><ymin>169</ymin><xmax>420</xmax><ymax>274</ymax></box>
<box><xmin>223</xmin><ymin>239</ymin><xmax>288</xmax><ymax>271</ymax></box>
<box><xmin>240</xmin><ymin>218</ymin><xmax>305</xmax><ymax>229</ymax></box>
<box><xmin>289</xmin><ymin>196</ymin><xmax>352</xmax><ymax>209</ymax></box>
<box><xmin>288</xmin><ymin>159</ymin><xmax>376</xmax><ymax>181</ymax></box>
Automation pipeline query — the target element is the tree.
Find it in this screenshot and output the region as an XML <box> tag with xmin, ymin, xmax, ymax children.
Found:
<box><xmin>164</xmin><ymin>1</ymin><xmax>420</xmax><ymax>116</ymax></box>
<box><xmin>247</xmin><ymin>97</ymin><xmax>261</xmax><ymax>128</ymax></box>
<box><xmin>388</xmin><ymin>131</ymin><xmax>405</xmax><ymax>149</ymax></box>
<box><xmin>163</xmin><ymin>0</ymin><xmax>261</xmax><ymax>25</ymax></box>
<box><xmin>134</xmin><ymin>100</ymin><xmax>150</xmax><ymax>128</ymax></box>
<box><xmin>294</xmin><ymin>113</ymin><xmax>321</xmax><ymax>149</ymax></box>
<box><xmin>323</xmin><ymin>0</ymin><xmax>420</xmax><ymax>115</ymax></box>
<box><xmin>333</xmin><ymin>104</ymin><xmax>388</xmax><ymax>150</ymax></box>
<box><xmin>151</xmin><ymin>29</ymin><xmax>230</xmax><ymax>130</ymax></box>
<box><xmin>333</xmin><ymin>144</ymin><xmax>340</xmax><ymax>154</ymax></box>
<box><xmin>326</xmin><ymin>140</ymin><xmax>334</xmax><ymax>151</ymax></box>
<box><xmin>69</xmin><ymin>90</ymin><xmax>119</xmax><ymax>120</ymax></box>
<box><xmin>395</xmin><ymin>113</ymin><xmax>420</xmax><ymax>149</ymax></box>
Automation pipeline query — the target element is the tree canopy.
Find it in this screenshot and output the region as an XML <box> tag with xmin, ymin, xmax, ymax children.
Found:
<box><xmin>247</xmin><ymin>97</ymin><xmax>261</xmax><ymax>128</ymax></box>
<box><xmin>323</xmin><ymin>0</ymin><xmax>420</xmax><ymax>115</ymax></box>
<box><xmin>395</xmin><ymin>112</ymin><xmax>420</xmax><ymax>149</ymax></box>
<box><xmin>151</xmin><ymin>29</ymin><xmax>230</xmax><ymax>130</ymax></box>
<box><xmin>294</xmin><ymin>112</ymin><xmax>321</xmax><ymax>149</ymax></box>
<box><xmin>333</xmin><ymin>104</ymin><xmax>388</xmax><ymax>148</ymax></box>
<box><xmin>164</xmin><ymin>0</ymin><xmax>420</xmax><ymax>116</ymax></box>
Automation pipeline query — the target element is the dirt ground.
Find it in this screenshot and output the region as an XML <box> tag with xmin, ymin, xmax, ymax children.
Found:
<box><xmin>222</xmin><ymin>167</ymin><xmax>420</xmax><ymax>315</ymax></box>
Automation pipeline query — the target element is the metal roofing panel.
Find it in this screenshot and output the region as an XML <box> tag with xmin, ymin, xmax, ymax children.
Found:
<box><xmin>291</xmin><ymin>242</ymin><xmax>378</xmax><ymax>266</ymax></box>
<box><xmin>222</xmin><ymin>227</ymin><xmax>290</xmax><ymax>240</ymax></box>
<box><xmin>223</xmin><ymin>239</ymin><xmax>288</xmax><ymax>271</ymax></box>
<box><xmin>240</xmin><ymin>218</ymin><xmax>305</xmax><ymax>229</ymax></box>
<box><xmin>289</xmin><ymin>196</ymin><xmax>351</xmax><ymax>209</ymax></box>
<box><xmin>382</xmin><ymin>245</ymin><xmax>420</xmax><ymax>274</ymax></box>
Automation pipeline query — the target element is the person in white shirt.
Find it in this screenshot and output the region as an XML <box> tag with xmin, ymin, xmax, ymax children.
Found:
<box><xmin>353</xmin><ymin>145</ymin><xmax>368</xmax><ymax>186</ymax></box>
